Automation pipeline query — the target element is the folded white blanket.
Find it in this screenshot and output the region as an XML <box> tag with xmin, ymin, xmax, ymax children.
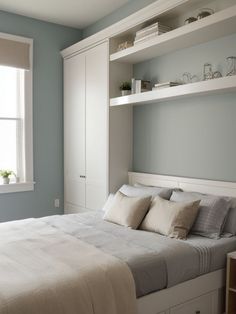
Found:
<box><xmin>0</xmin><ymin>218</ymin><xmax>137</xmax><ymax>314</ymax></box>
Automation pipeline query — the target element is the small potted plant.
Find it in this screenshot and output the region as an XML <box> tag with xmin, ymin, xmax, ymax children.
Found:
<box><xmin>0</xmin><ymin>170</ymin><xmax>15</xmax><ymax>184</ymax></box>
<box><xmin>120</xmin><ymin>81</ymin><xmax>131</xmax><ymax>96</ymax></box>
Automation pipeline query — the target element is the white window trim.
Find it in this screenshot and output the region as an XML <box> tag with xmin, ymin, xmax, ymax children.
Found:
<box><xmin>0</xmin><ymin>32</ymin><xmax>34</xmax><ymax>194</ymax></box>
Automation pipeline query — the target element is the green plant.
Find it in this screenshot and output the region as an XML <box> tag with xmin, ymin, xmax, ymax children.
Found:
<box><xmin>0</xmin><ymin>170</ymin><xmax>15</xmax><ymax>178</ymax></box>
<box><xmin>120</xmin><ymin>81</ymin><xmax>131</xmax><ymax>91</ymax></box>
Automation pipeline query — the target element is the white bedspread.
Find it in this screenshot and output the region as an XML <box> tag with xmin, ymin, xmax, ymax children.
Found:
<box><xmin>0</xmin><ymin>218</ymin><xmax>137</xmax><ymax>314</ymax></box>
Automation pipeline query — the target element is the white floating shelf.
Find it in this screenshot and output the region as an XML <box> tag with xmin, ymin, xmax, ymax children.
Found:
<box><xmin>110</xmin><ymin>76</ymin><xmax>236</xmax><ymax>107</ymax></box>
<box><xmin>110</xmin><ymin>5</ymin><xmax>236</xmax><ymax>64</ymax></box>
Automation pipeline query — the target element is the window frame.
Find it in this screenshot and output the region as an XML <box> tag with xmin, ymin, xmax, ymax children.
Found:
<box><xmin>0</xmin><ymin>32</ymin><xmax>34</xmax><ymax>194</ymax></box>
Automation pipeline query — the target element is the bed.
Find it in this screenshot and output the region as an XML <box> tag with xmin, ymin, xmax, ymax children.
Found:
<box><xmin>129</xmin><ymin>172</ymin><xmax>236</xmax><ymax>314</ymax></box>
<box><xmin>1</xmin><ymin>172</ymin><xmax>236</xmax><ymax>314</ymax></box>
<box><xmin>41</xmin><ymin>212</ymin><xmax>236</xmax><ymax>298</ymax></box>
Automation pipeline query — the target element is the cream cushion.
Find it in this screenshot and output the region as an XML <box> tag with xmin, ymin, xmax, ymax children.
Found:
<box><xmin>103</xmin><ymin>191</ymin><xmax>151</xmax><ymax>229</ymax></box>
<box><xmin>140</xmin><ymin>196</ymin><xmax>200</xmax><ymax>239</ymax></box>
<box><xmin>171</xmin><ymin>191</ymin><xmax>231</xmax><ymax>239</ymax></box>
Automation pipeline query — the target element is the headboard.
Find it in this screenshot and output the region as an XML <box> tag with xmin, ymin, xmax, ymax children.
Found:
<box><xmin>128</xmin><ymin>172</ymin><xmax>236</xmax><ymax>198</ymax></box>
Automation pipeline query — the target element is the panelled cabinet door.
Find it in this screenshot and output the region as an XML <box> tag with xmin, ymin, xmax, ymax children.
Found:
<box><xmin>64</xmin><ymin>53</ymin><xmax>86</xmax><ymax>208</ymax></box>
<box><xmin>85</xmin><ymin>41</ymin><xmax>109</xmax><ymax>210</ymax></box>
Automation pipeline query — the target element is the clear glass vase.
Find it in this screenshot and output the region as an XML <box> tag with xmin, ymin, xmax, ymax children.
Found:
<box><xmin>203</xmin><ymin>63</ymin><xmax>213</xmax><ymax>80</ymax></box>
<box><xmin>226</xmin><ymin>56</ymin><xmax>236</xmax><ymax>76</ymax></box>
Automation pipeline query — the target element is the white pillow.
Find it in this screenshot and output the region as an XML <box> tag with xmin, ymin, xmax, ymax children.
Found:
<box><xmin>120</xmin><ymin>184</ymin><xmax>173</xmax><ymax>200</ymax></box>
<box><xmin>102</xmin><ymin>183</ymin><xmax>173</xmax><ymax>213</ymax></box>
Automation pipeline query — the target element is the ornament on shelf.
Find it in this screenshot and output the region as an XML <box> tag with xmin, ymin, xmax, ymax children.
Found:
<box><xmin>117</xmin><ymin>41</ymin><xmax>133</xmax><ymax>52</ymax></box>
<box><xmin>197</xmin><ymin>8</ymin><xmax>214</xmax><ymax>20</ymax></box>
<box><xmin>203</xmin><ymin>63</ymin><xmax>213</xmax><ymax>80</ymax></box>
<box><xmin>226</xmin><ymin>56</ymin><xmax>236</xmax><ymax>76</ymax></box>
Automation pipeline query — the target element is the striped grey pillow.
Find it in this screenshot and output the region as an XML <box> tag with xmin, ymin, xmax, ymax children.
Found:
<box><xmin>170</xmin><ymin>191</ymin><xmax>231</xmax><ymax>239</ymax></box>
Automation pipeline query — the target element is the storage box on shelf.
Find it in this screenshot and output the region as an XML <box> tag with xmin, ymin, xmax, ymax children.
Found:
<box><xmin>133</xmin><ymin>22</ymin><xmax>172</xmax><ymax>46</ymax></box>
<box><xmin>226</xmin><ymin>252</ymin><xmax>236</xmax><ymax>314</ymax></box>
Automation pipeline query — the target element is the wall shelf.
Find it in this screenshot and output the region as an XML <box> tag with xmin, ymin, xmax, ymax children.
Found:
<box><xmin>110</xmin><ymin>76</ymin><xmax>236</xmax><ymax>107</ymax></box>
<box><xmin>110</xmin><ymin>5</ymin><xmax>236</xmax><ymax>64</ymax></box>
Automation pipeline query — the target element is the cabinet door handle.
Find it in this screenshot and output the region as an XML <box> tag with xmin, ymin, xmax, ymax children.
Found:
<box><xmin>195</xmin><ymin>311</ymin><xmax>201</xmax><ymax>314</ymax></box>
<box><xmin>80</xmin><ymin>175</ymin><xmax>86</xmax><ymax>178</ymax></box>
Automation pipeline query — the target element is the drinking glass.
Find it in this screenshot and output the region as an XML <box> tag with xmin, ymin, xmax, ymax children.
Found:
<box><xmin>226</xmin><ymin>56</ymin><xmax>236</xmax><ymax>76</ymax></box>
<box><xmin>203</xmin><ymin>63</ymin><xmax>213</xmax><ymax>80</ymax></box>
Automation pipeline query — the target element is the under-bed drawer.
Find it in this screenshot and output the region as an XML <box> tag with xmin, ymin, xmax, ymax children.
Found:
<box><xmin>170</xmin><ymin>292</ymin><xmax>215</xmax><ymax>314</ymax></box>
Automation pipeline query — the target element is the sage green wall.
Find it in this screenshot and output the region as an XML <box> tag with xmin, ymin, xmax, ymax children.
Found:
<box><xmin>0</xmin><ymin>10</ymin><xmax>81</xmax><ymax>222</ymax></box>
<box><xmin>133</xmin><ymin>33</ymin><xmax>236</xmax><ymax>181</ymax></box>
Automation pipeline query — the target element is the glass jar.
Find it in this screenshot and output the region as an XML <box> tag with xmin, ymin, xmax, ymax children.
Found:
<box><xmin>226</xmin><ymin>56</ymin><xmax>236</xmax><ymax>76</ymax></box>
<box><xmin>203</xmin><ymin>63</ymin><xmax>213</xmax><ymax>80</ymax></box>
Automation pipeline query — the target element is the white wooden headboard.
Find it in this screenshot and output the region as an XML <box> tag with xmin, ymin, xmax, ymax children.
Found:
<box><xmin>128</xmin><ymin>172</ymin><xmax>236</xmax><ymax>198</ymax></box>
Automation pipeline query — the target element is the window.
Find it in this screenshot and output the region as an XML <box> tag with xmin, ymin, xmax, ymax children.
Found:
<box><xmin>0</xmin><ymin>66</ymin><xmax>24</xmax><ymax>177</ymax></box>
<box><xmin>0</xmin><ymin>33</ymin><xmax>33</xmax><ymax>193</ymax></box>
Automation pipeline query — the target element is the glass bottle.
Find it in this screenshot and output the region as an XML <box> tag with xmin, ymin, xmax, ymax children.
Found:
<box><xmin>182</xmin><ymin>72</ymin><xmax>191</xmax><ymax>84</ymax></box>
<box><xmin>226</xmin><ymin>56</ymin><xmax>236</xmax><ymax>76</ymax></box>
<box><xmin>203</xmin><ymin>63</ymin><xmax>213</xmax><ymax>80</ymax></box>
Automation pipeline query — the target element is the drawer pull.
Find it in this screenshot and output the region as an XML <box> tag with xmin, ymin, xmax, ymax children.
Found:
<box><xmin>195</xmin><ymin>311</ymin><xmax>201</xmax><ymax>314</ymax></box>
<box><xmin>80</xmin><ymin>175</ymin><xmax>86</xmax><ymax>178</ymax></box>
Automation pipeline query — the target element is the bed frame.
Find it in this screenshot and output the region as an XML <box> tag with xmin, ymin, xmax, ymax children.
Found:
<box><xmin>128</xmin><ymin>172</ymin><xmax>236</xmax><ymax>314</ymax></box>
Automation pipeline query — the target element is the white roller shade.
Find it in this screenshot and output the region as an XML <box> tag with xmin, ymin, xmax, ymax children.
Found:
<box><xmin>0</xmin><ymin>37</ymin><xmax>30</xmax><ymax>70</ymax></box>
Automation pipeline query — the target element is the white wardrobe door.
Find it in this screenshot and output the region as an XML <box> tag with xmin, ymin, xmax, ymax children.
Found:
<box><xmin>85</xmin><ymin>42</ymin><xmax>109</xmax><ymax>210</ymax></box>
<box><xmin>64</xmin><ymin>53</ymin><xmax>86</xmax><ymax>208</ymax></box>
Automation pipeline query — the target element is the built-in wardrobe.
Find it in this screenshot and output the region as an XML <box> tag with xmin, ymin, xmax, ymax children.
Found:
<box><xmin>63</xmin><ymin>41</ymin><xmax>132</xmax><ymax>213</ymax></box>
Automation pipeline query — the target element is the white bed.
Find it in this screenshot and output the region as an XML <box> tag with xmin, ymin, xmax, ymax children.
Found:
<box><xmin>128</xmin><ymin>171</ymin><xmax>236</xmax><ymax>314</ymax></box>
<box><xmin>1</xmin><ymin>171</ymin><xmax>235</xmax><ymax>314</ymax></box>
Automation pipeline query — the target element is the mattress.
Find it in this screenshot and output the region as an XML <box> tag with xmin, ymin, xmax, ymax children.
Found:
<box><xmin>41</xmin><ymin>211</ymin><xmax>236</xmax><ymax>298</ymax></box>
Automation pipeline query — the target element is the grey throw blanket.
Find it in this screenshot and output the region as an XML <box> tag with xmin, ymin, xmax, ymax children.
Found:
<box><xmin>41</xmin><ymin>212</ymin><xmax>202</xmax><ymax>297</ymax></box>
<box><xmin>0</xmin><ymin>217</ymin><xmax>137</xmax><ymax>314</ymax></box>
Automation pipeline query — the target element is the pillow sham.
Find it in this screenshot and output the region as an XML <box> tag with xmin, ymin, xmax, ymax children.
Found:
<box><xmin>103</xmin><ymin>191</ymin><xmax>151</xmax><ymax>229</ymax></box>
<box><xmin>170</xmin><ymin>191</ymin><xmax>231</xmax><ymax>239</ymax></box>
<box><xmin>120</xmin><ymin>184</ymin><xmax>173</xmax><ymax>200</ymax></box>
<box><xmin>140</xmin><ymin>196</ymin><xmax>200</xmax><ymax>240</ymax></box>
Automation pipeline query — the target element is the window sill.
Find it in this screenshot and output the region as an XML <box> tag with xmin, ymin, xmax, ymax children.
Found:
<box><xmin>0</xmin><ymin>182</ymin><xmax>35</xmax><ymax>194</ymax></box>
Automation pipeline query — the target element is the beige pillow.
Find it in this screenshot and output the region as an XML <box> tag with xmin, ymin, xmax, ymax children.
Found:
<box><xmin>140</xmin><ymin>196</ymin><xmax>200</xmax><ymax>239</ymax></box>
<box><xmin>103</xmin><ymin>191</ymin><xmax>151</xmax><ymax>229</ymax></box>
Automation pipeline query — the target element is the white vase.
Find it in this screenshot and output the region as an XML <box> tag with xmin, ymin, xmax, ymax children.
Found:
<box><xmin>2</xmin><ymin>177</ymin><xmax>10</xmax><ymax>184</ymax></box>
<box><xmin>121</xmin><ymin>90</ymin><xmax>131</xmax><ymax>96</ymax></box>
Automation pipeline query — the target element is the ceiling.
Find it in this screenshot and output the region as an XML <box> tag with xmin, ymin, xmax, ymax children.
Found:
<box><xmin>0</xmin><ymin>0</ymin><xmax>131</xmax><ymax>29</ymax></box>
